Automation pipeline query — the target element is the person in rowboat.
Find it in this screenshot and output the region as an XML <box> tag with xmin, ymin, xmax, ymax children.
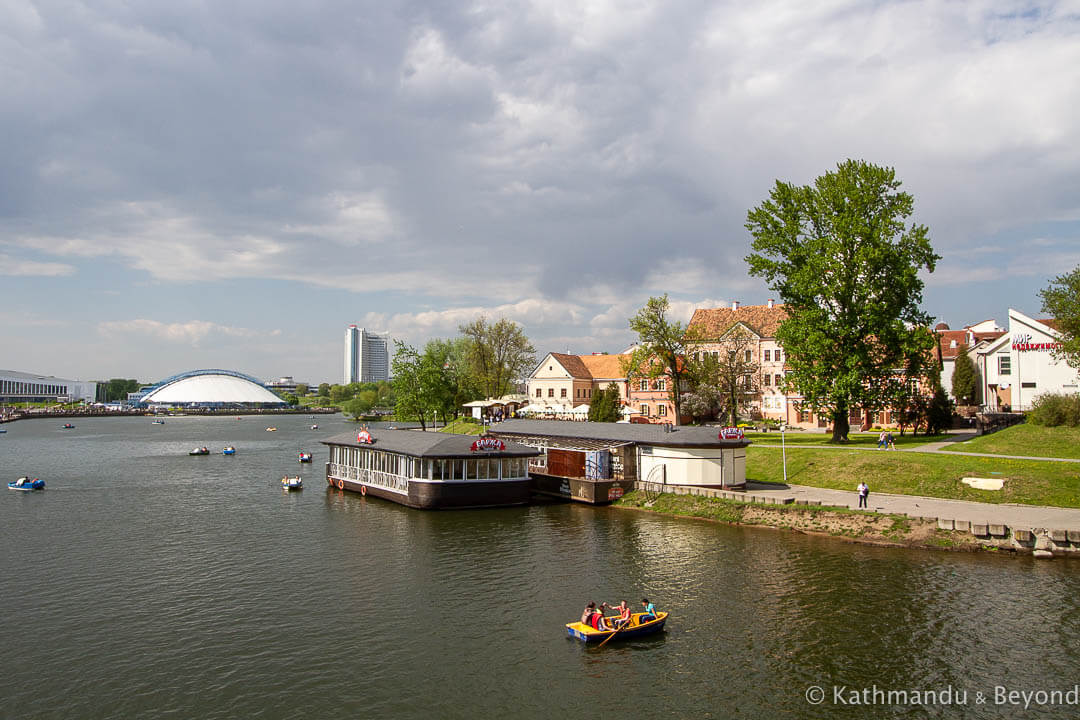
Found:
<box><xmin>581</xmin><ymin>601</ymin><xmax>611</xmax><ymax>631</ymax></box>
<box><xmin>640</xmin><ymin>598</ymin><xmax>656</xmax><ymax>622</ymax></box>
<box><xmin>608</xmin><ymin>600</ymin><xmax>632</xmax><ymax>629</ymax></box>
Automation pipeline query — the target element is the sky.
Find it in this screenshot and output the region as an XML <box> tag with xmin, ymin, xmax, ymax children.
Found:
<box><xmin>2</xmin><ymin>0</ymin><xmax>1079</xmax><ymax>385</ymax></box>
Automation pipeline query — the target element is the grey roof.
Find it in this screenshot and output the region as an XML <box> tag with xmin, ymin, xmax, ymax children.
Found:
<box><xmin>321</xmin><ymin>428</ymin><xmax>541</xmax><ymax>458</ymax></box>
<box><xmin>489</xmin><ymin>419</ymin><xmax>751</xmax><ymax>448</ymax></box>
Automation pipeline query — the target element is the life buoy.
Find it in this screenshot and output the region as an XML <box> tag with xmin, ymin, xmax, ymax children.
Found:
<box><xmin>336</xmin><ymin>478</ymin><xmax>344</xmax><ymax>490</ymax></box>
<box><xmin>360</xmin><ymin>485</ymin><xmax>367</xmax><ymax>496</ymax></box>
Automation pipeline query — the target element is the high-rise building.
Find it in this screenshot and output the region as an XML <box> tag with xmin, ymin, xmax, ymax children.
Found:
<box><xmin>344</xmin><ymin>326</ymin><xmax>391</xmax><ymax>383</ymax></box>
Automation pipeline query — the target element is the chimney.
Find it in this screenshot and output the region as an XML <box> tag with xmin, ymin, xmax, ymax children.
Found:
<box><xmin>767</xmin><ymin>298</ymin><xmax>774</xmax><ymax>309</ymax></box>
<box><xmin>731</xmin><ymin>300</ymin><xmax>740</xmax><ymax>310</ymax></box>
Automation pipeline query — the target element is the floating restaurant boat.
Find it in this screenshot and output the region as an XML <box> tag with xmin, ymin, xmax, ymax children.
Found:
<box><xmin>8</xmin><ymin>477</ymin><xmax>45</xmax><ymax>491</ymax></box>
<box><xmin>223</xmin><ymin>446</ymin><xmax>236</xmax><ymax>455</ymax></box>
<box><xmin>298</xmin><ymin>452</ymin><xmax>312</xmax><ymax>463</ymax></box>
<box><xmin>566</xmin><ymin>612</ymin><xmax>668</xmax><ymax>643</ymax></box>
<box><xmin>189</xmin><ymin>447</ymin><xmax>210</xmax><ymax>456</ymax></box>
<box><xmin>61</xmin><ymin>423</ymin><xmax>75</xmax><ymax>429</ymax></box>
<box><xmin>281</xmin><ymin>476</ymin><xmax>303</xmax><ymax>490</ymax></box>
<box><xmin>322</xmin><ymin>428</ymin><xmax>540</xmax><ymax>509</ymax></box>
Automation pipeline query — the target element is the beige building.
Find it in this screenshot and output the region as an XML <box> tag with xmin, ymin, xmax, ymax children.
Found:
<box><xmin>526</xmin><ymin>353</ymin><xmax>629</xmax><ymax>411</ymax></box>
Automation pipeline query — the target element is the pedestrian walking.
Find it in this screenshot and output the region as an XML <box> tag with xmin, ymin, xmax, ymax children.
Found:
<box><xmin>877</xmin><ymin>430</ymin><xmax>887</xmax><ymax>449</ymax></box>
<box><xmin>886</xmin><ymin>432</ymin><xmax>896</xmax><ymax>450</ymax></box>
<box><xmin>857</xmin><ymin>481</ymin><xmax>869</xmax><ymax>509</ymax></box>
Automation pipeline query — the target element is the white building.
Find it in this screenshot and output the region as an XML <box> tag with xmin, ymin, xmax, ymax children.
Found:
<box><xmin>0</xmin><ymin>370</ymin><xmax>99</xmax><ymax>404</ymax></box>
<box><xmin>344</xmin><ymin>326</ymin><xmax>391</xmax><ymax>384</ymax></box>
<box><xmin>978</xmin><ymin>309</ymin><xmax>1079</xmax><ymax>411</ymax></box>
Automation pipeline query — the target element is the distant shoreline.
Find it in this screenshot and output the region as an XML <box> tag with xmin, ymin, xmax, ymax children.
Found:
<box><xmin>0</xmin><ymin>407</ymin><xmax>340</xmax><ymax>424</ymax></box>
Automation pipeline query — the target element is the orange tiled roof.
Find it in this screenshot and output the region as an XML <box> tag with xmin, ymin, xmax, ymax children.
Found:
<box><xmin>688</xmin><ymin>303</ymin><xmax>788</xmax><ymax>339</ymax></box>
<box><xmin>578</xmin><ymin>354</ymin><xmax>626</xmax><ymax>379</ymax></box>
<box><xmin>548</xmin><ymin>352</ymin><xmax>592</xmax><ymax>379</ymax></box>
<box><xmin>1038</xmin><ymin>318</ymin><xmax>1060</xmax><ymax>331</ymax></box>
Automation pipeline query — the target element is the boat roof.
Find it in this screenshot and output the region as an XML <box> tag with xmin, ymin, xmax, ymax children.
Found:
<box><xmin>489</xmin><ymin>419</ymin><xmax>751</xmax><ymax>448</ymax></box>
<box><xmin>321</xmin><ymin>428</ymin><xmax>541</xmax><ymax>459</ymax></box>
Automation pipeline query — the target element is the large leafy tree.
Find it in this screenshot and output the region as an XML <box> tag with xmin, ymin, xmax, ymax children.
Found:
<box><xmin>625</xmin><ymin>295</ymin><xmax>701</xmax><ymax>425</ymax></box>
<box><xmin>705</xmin><ymin>327</ymin><xmax>760</xmax><ymax>426</ymax></box>
<box><xmin>746</xmin><ymin>159</ymin><xmax>939</xmax><ymax>442</ymax></box>
<box><xmin>459</xmin><ymin>317</ymin><xmax>536</xmax><ymax>399</ymax></box>
<box><xmin>390</xmin><ymin>341</ymin><xmax>446</xmax><ymax>430</ymax></box>
<box><xmin>951</xmin><ymin>343</ymin><xmax>978</xmax><ymax>406</ymax></box>
<box><xmin>1039</xmin><ymin>265</ymin><xmax>1080</xmax><ymax>369</ymax></box>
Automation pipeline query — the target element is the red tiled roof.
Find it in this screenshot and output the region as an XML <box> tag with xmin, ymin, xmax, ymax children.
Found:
<box><xmin>578</xmin><ymin>354</ymin><xmax>626</xmax><ymax>379</ymax></box>
<box><xmin>548</xmin><ymin>352</ymin><xmax>591</xmax><ymax>379</ymax></box>
<box><xmin>688</xmin><ymin>303</ymin><xmax>788</xmax><ymax>339</ymax></box>
<box><xmin>1038</xmin><ymin>318</ymin><xmax>1060</xmax><ymax>331</ymax></box>
<box><xmin>937</xmin><ymin>331</ymin><xmax>970</xmax><ymax>360</ymax></box>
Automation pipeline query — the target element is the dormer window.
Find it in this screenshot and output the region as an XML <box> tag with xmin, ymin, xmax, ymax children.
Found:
<box><xmin>950</xmin><ymin>340</ymin><xmax>957</xmax><ymax>348</ymax></box>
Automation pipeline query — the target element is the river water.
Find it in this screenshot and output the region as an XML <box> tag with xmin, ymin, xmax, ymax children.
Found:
<box><xmin>2</xmin><ymin>415</ymin><xmax>1079</xmax><ymax>719</ymax></box>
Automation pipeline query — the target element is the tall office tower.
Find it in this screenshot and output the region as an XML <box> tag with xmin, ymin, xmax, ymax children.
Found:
<box><xmin>344</xmin><ymin>326</ymin><xmax>391</xmax><ymax>384</ymax></box>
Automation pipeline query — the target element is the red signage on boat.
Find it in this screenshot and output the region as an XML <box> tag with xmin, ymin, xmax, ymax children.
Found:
<box><xmin>719</xmin><ymin>427</ymin><xmax>744</xmax><ymax>440</ymax></box>
<box><xmin>471</xmin><ymin>437</ymin><xmax>505</xmax><ymax>452</ymax></box>
<box><xmin>356</xmin><ymin>430</ymin><xmax>375</xmax><ymax>444</ymax></box>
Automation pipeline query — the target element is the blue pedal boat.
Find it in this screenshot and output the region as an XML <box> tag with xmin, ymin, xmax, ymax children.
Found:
<box><xmin>566</xmin><ymin>612</ymin><xmax>667</xmax><ymax>643</ymax></box>
<box><xmin>8</xmin><ymin>477</ymin><xmax>45</xmax><ymax>491</ymax></box>
<box><xmin>223</xmin><ymin>446</ymin><xmax>236</xmax><ymax>455</ymax></box>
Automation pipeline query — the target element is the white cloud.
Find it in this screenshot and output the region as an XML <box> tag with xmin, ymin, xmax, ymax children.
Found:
<box><xmin>0</xmin><ymin>253</ymin><xmax>75</xmax><ymax>276</ymax></box>
<box><xmin>97</xmin><ymin>319</ymin><xmax>281</xmax><ymax>346</ymax></box>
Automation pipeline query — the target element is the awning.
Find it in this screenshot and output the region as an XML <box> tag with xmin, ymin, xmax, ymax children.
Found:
<box><xmin>572</xmin><ymin>404</ymin><xmax>590</xmax><ymax>415</ymax></box>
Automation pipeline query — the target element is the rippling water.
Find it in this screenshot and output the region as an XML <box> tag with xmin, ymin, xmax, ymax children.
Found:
<box><xmin>2</xmin><ymin>415</ymin><xmax>1079</xmax><ymax>718</ymax></box>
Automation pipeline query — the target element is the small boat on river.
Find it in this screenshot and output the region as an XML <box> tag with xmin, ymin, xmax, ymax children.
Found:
<box><xmin>282</xmin><ymin>476</ymin><xmax>303</xmax><ymax>490</ymax></box>
<box><xmin>298</xmin><ymin>452</ymin><xmax>312</xmax><ymax>463</ymax></box>
<box><xmin>151</xmin><ymin>419</ymin><xmax>165</xmax><ymax>425</ymax></box>
<box><xmin>8</xmin><ymin>477</ymin><xmax>45</xmax><ymax>491</ymax></box>
<box><xmin>189</xmin><ymin>447</ymin><xmax>210</xmax><ymax>456</ymax></box>
<box><xmin>266</xmin><ymin>427</ymin><xmax>277</xmax><ymax>432</ymax></box>
<box><xmin>310</xmin><ymin>424</ymin><xmax>318</xmax><ymax>430</ymax></box>
<box><xmin>223</xmin><ymin>446</ymin><xmax>236</xmax><ymax>455</ymax></box>
<box><xmin>61</xmin><ymin>423</ymin><xmax>75</xmax><ymax>429</ymax></box>
<box><xmin>566</xmin><ymin>612</ymin><xmax>668</xmax><ymax>643</ymax></box>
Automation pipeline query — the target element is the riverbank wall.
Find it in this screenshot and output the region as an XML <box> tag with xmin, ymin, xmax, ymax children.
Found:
<box><xmin>621</xmin><ymin>482</ymin><xmax>1080</xmax><ymax>558</ymax></box>
<box><xmin>0</xmin><ymin>407</ymin><xmax>340</xmax><ymax>424</ymax></box>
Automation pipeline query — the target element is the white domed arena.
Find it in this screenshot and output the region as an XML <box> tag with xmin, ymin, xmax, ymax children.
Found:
<box><xmin>137</xmin><ymin>370</ymin><xmax>286</xmax><ymax>409</ymax></box>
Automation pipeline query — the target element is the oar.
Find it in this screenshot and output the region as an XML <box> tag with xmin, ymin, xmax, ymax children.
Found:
<box><xmin>597</xmin><ymin>616</ymin><xmax>627</xmax><ymax>648</ymax></box>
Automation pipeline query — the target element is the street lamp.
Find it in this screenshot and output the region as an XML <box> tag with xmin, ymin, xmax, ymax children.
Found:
<box><xmin>780</xmin><ymin>423</ymin><xmax>788</xmax><ymax>485</ymax></box>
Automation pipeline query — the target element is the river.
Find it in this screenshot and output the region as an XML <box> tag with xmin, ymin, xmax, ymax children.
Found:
<box><xmin>2</xmin><ymin>415</ymin><xmax>1078</xmax><ymax>718</ymax></box>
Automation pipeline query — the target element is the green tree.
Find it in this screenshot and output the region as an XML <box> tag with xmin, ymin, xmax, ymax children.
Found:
<box><xmin>700</xmin><ymin>327</ymin><xmax>760</xmax><ymax>426</ymax></box>
<box><xmin>1039</xmin><ymin>265</ymin><xmax>1080</xmax><ymax>369</ymax></box>
<box><xmin>746</xmin><ymin>159</ymin><xmax>940</xmax><ymax>442</ymax></box>
<box><xmin>390</xmin><ymin>341</ymin><xmax>449</xmax><ymax>430</ymax></box>
<box><xmin>294</xmin><ymin>383</ymin><xmax>309</xmax><ymax>397</ymax></box>
<box><xmin>317</xmin><ymin>383</ymin><xmax>330</xmax><ymax>397</ymax></box>
<box><xmin>587</xmin><ymin>383</ymin><xmax>622</xmax><ymax>422</ymax></box>
<box><xmin>951</xmin><ymin>343</ymin><xmax>978</xmax><ymax>406</ymax></box>
<box><xmin>105</xmin><ymin>378</ymin><xmax>141</xmax><ymax>402</ymax></box>
<box><xmin>926</xmin><ymin>383</ymin><xmax>953</xmax><ymax>435</ymax></box>
<box><xmin>459</xmin><ymin>317</ymin><xmax>536</xmax><ymax>399</ymax></box>
<box><xmin>328</xmin><ymin>384</ymin><xmax>349</xmax><ymax>403</ymax></box>
<box><xmin>282</xmin><ymin>393</ymin><xmax>298</xmax><ymax>406</ymax></box>
<box><xmin>625</xmin><ymin>295</ymin><xmax>701</xmax><ymax>425</ymax></box>
<box><xmin>343</xmin><ymin>391</ymin><xmax>378</xmax><ymax>419</ymax></box>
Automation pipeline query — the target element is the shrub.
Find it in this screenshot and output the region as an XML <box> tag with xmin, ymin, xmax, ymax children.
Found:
<box><xmin>1028</xmin><ymin>393</ymin><xmax>1080</xmax><ymax>427</ymax></box>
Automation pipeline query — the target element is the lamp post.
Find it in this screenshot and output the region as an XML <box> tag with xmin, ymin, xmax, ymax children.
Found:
<box><xmin>780</xmin><ymin>423</ymin><xmax>788</xmax><ymax>485</ymax></box>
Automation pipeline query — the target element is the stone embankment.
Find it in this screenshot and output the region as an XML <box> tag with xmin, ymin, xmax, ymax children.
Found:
<box><xmin>625</xmin><ymin>481</ymin><xmax>1080</xmax><ymax>557</ymax></box>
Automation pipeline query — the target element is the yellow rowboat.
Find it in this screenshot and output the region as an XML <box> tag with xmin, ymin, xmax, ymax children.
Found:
<box><xmin>566</xmin><ymin>611</ymin><xmax>667</xmax><ymax>643</ymax></box>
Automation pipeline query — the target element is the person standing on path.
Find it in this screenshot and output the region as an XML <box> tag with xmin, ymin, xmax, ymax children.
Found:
<box><xmin>857</xmin><ymin>481</ymin><xmax>869</xmax><ymax>508</ymax></box>
<box><xmin>886</xmin><ymin>432</ymin><xmax>896</xmax><ymax>450</ymax></box>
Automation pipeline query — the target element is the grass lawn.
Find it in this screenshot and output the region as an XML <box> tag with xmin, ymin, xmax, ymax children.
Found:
<box><xmin>747</xmin><ymin>446</ymin><xmax>1080</xmax><ymax>508</ymax></box>
<box><xmin>939</xmin><ymin>423</ymin><xmax>1080</xmax><ymax>460</ymax></box>
<box><xmin>745</xmin><ymin>431</ymin><xmax>949</xmax><ymax>448</ymax></box>
<box><xmin>438</xmin><ymin>417</ymin><xmax>484</xmax><ymax>435</ymax></box>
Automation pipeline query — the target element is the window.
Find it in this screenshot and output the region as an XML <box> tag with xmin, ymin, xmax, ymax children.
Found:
<box><xmin>1021</xmin><ymin>382</ymin><xmax>1036</xmax><ymax>388</ymax></box>
<box><xmin>728</xmin><ymin>351</ymin><xmax>736</xmax><ymax>361</ymax></box>
<box><xmin>763</xmin><ymin>374</ymin><xmax>771</xmax><ymax>386</ymax></box>
<box><xmin>776</xmin><ymin>350</ymin><xmax>783</xmax><ymax>362</ymax></box>
<box><xmin>998</xmin><ymin>355</ymin><xmax>1011</xmax><ymax>375</ymax></box>
<box><xmin>548</xmin><ymin>388</ymin><xmax>554</xmax><ymax>397</ymax></box>
<box><xmin>744</xmin><ymin>350</ymin><xmax>752</xmax><ymax>363</ymax></box>
<box><xmin>536</xmin><ymin>388</ymin><xmax>541</xmax><ymax>398</ymax></box>
<box><xmin>743</xmin><ymin>374</ymin><xmax>752</xmax><ymax>388</ymax></box>
<box><xmin>656</xmin><ymin>379</ymin><xmax>666</xmax><ymax>391</ymax></box>
<box><xmin>799</xmin><ymin>410</ymin><xmax>811</xmax><ymax>423</ymax></box>
<box><xmin>640</xmin><ymin>404</ymin><xmax>649</xmax><ymax>416</ymax></box>
<box><xmin>775</xmin><ymin>374</ymin><xmax>783</xmax><ymax>386</ymax></box>
<box><xmin>764</xmin><ymin>349</ymin><xmax>771</xmax><ymax>362</ymax></box>
<box><xmin>640</xmin><ymin>379</ymin><xmax>648</xmax><ymax>391</ymax></box>
<box><xmin>658</xmin><ymin>404</ymin><xmax>667</xmax><ymax>416</ymax></box>
<box><xmin>560</xmin><ymin>388</ymin><xmax>567</xmax><ymax>398</ymax></box>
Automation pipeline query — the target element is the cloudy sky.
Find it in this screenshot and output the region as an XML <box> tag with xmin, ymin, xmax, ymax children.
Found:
<box><xmin>2</xmin><ymin>0</ymin><xmax>1078</xmax><ymax>385</ymax></box>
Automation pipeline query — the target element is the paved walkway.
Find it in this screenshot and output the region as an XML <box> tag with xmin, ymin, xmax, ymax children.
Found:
<box><xmin>744</xmin><ymin>482</ymin><xmax>1080</xmax><ymax>531</ymax></box>
<box><xmin>743</xmin><ymin>432</ymin><xmax>1080</xmax><ymax>530</ymax></box>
